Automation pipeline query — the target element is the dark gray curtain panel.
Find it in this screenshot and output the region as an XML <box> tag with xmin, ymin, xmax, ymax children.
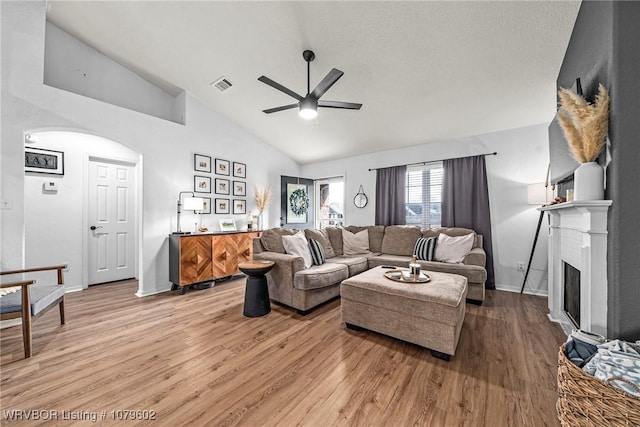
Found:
<box><xmin>375</xmin><ymin>165</ymin><xmax>407</xmax><ymax>226</ymax></box>
<box><xmin>442</xmin><ymin>155</ymin><xmax>495</xmax><ymax>289</ymax></box>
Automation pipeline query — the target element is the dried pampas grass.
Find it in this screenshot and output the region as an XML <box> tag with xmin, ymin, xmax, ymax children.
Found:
<box><xmin>557</xmin><ymin>84</ymin><xmax>609</xmax><ymax>163</ymax></box>
<box><xmin>254</xmin><ymin>185</ymin><xmax>271</xmax><ymax>212</ymax></box>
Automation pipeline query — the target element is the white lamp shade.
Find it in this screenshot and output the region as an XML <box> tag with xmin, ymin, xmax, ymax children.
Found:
<box><xmin>183</xmin><ymin>197</ymin><xmax>204</xmax><ymax>211</ymax></box>
<box><xmin>527</xmin><ymin>183</ymin><xmax>554</xmax><ymax>205</ymax></box>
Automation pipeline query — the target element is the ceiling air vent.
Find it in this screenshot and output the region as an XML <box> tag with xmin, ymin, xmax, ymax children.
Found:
<box><xmin>211</xmin><ymin>77</ymin><xmax>233</xmax><ymax>92</ymax></box>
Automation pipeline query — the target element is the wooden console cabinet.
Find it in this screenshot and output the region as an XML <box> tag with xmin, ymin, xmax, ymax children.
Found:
<box><xmin>169</xmin><ymin>231</ymin><xmax>259</xmax><ymax>294</ymax></box>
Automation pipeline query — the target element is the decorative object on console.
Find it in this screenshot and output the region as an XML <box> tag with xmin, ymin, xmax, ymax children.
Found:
<box><xmin>233</xmin><ymin>162</ymin><xmax>246</xmax><ymax>178</ymax></box>
<box><xmin>194</xmin><ymin>175</ymin><xmax>211</xmax><ymax>193</ymax></box>
<box><xmin>215</xmin><ymin>158</ymin><xmax>230</xmax><ymax>175</ymax></box>
<box><xmin>219</xmin><ymin>218</ymin><xmax>237</xmax><ymax>232</ymax></box>
<box><xmin>557</xmin><ymin>84</ymin><xmax>609</xmax><ymax>201</ymax></box>
<box><xmin>194</xmin><ymin>154</ymin><xmax>211</xmax><ymax>173</ymax></box>
<box><xmin>174</xmin><ymin>191</ymin><xmax>204</xmax><ymax>234</ymax></box>
<box><xmin>25</xmin><ymin>147</ymin><xmax>64</xmax><ymax>175</ymax></box>
<box><xmin>254</xmin><ymin>185</ymin><xmax>272</xmax><ymax>231</ymax></box>
<box><xmin>354</xmin><ymin>184</ymin><xmax>368</xmax><ymax>208</ymax></box>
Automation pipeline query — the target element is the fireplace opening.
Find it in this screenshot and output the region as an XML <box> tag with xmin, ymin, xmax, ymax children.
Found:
<box><xmin>564</xmin><ymin>262</ymin><xmax>580</xmax><ymax>327</ymax></box>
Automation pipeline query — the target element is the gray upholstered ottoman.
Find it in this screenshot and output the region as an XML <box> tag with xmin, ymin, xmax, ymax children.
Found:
<box><xmin>341</xmin><ymin>266</ymin><xmax>468</xmax><ymax>360</ymax></box>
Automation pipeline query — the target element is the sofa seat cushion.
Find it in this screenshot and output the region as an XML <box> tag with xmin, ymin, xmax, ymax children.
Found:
<box><xmin>368</xmin><ymin>255</ymin><xmax>486</xmax><ymax>284</ymax></box>
<box><xmin>325</xmin><ymin>256</ymin><xmax>368</xmax><ymax>276</ymax></box>
<box><xmin>294</xmin><ymin>263</ymin><xmax>349</xmax><ymax>291</ymax></box>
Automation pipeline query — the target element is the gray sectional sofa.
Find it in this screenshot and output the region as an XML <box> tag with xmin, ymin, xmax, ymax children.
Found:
<box><xmin>252</xmin><ymin>225</ymin><xmax>487</xmax><ymax>314</ymax></box>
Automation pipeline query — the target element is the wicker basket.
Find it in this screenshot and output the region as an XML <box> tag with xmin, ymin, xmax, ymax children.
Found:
<box><xmin>557</xmin><ymin>344</ymin><xmax>640</xmax><ymax>426</ymax></box>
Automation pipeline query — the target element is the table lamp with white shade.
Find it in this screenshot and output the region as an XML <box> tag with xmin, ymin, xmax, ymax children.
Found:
<box><xmin>174</xmin><ymin>191</ymin><xmax>204</xmax><ymax>234</ymax></box>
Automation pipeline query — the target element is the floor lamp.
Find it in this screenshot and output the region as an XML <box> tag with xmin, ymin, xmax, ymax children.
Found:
<box><xmin>520</xmin><ymin>182</ymin><xmax>554</xmax><ymax>294</ymax></box>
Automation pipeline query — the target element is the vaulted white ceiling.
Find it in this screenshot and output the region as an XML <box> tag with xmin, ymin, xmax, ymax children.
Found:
<box><xmin>47</xmin><ymin>1</ymin><xmax>581</xmax><ymax>165</ymax></box>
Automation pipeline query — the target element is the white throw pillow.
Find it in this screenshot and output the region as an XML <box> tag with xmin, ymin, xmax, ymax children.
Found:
<box><xmin>434</xmin><ymin>233</ymin><xmax>474</xmax><ymax>264</ymax></box>
<box><xmin>342</xmin><ymin>228</ymin><xmax>370</xmax><ymax>255</ymax></box>
<box><xmin>282</xmin><ymin>231</ymin><xmax>313</xmax><ymax>268</ymax></box>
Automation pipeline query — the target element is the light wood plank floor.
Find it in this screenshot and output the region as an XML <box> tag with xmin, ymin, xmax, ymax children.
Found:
<box><xmin>1</xmin><ymin>278</ymin><xmax>566</xmax><ymax>426</ymax></box>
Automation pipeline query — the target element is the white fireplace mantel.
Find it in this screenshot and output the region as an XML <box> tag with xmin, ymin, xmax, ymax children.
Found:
<box><xmin>540</xmin><ymin>200</ymin><xmax>612</xmax><ymax>337</ymax></box>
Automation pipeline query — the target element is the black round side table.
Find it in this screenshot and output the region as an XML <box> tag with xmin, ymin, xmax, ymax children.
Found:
<box><xmin>238</xmin><ymin>260</ymin><xmax>275</xmax><ymax>317</ymax></box>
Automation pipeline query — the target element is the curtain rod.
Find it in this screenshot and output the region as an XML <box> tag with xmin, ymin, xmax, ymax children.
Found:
<box><xmin>367</xmin><ymin>152</ymin><xmax>497</xmax><ymax>171</ymax></box>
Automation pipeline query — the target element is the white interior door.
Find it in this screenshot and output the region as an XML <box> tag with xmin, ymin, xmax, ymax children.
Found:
<box><xmin>88</xmin><ymin>159</ymin><xmax>135</xmax><ymax>285</ymax></box>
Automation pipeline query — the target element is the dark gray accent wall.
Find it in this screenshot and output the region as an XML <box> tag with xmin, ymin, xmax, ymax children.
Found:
<box><xmin>558</xmin><ymin>1</ymin><xmax>640</xmax><ymax>340</ymax></box>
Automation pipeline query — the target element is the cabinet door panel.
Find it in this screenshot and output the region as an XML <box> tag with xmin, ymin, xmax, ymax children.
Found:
<box><xmin>180</xmin><ymin>235</ymin><xmax>213</xmax><ymax>284</ymax></box>
<box><xmin>211</xmin><ymin>235</ymin><xmax>228</xmax><ymax>278</ymax></box>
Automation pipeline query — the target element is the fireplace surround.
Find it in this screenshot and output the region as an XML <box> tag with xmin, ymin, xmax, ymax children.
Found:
<box><xmin>540</xmin><ymin>201</ymin><xmax>612</xmax><ymax>337</ymax></box>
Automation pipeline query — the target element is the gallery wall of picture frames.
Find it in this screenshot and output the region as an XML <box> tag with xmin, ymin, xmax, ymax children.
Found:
<box><xmin>193</xmin><ymin>153</ymin><xmax>247</xmax><ymax>217</ymax></box>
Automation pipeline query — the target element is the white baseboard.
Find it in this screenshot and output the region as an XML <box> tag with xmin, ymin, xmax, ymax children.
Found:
<box><xmin>135</xmin><ymin>286</ymin><xmax>170</xmax><ymax>297</ymax></box>
<box><xmin>495</xmin><ymin>283</ymin><xmax>548</xmax><ymax>297</ymax></box>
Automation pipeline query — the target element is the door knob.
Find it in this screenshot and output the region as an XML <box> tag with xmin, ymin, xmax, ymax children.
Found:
<box><xmin>90</xmin><ymin>225</ymin><xmax>103</xmax><ymax>231</ymax></box>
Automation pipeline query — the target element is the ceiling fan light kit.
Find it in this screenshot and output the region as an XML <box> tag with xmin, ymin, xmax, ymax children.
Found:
<box><xmin>258</xmin><ymin>50</ymin><xmax>362</xmax><ymax>120</ymax></box>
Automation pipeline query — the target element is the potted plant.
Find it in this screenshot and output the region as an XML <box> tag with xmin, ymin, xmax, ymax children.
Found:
<box><xmin>557</xmin><ymin>84</ymin><xmax>610</xmax><ymax>201</ymax></box>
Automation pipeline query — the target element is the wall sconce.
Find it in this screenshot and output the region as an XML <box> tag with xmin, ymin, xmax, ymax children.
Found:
<box><xmin>174</xmin><ymin>191</ymin><xmax>204</xmax><ymax>234</ymax></box>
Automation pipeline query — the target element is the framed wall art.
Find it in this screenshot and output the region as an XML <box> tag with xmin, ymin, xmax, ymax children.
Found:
<box><xmin>233</xmin><ymin>162</ymin><xmax>246</xmax><ymax>178</ymax></box>
<box><xmin>215</xmin><ymin>158</ymin><xmax>230</xmax><ymax>175</ymax></box>
<box><xmin>233</xmin><ymin>199</ymin><xmax>246</xmax><ymax>215</ymax></box>
<box><xmin>25</xmin><ymin>147</ymin><xmax>64</xmax><ymax>175</ymax></box>
<box><xmin>233</xmin><ymin>180</ymin><xmax>246</xmax><ymax>196</ymax></box>
<box><xmin>194</xmin><ymin>175</ymin><xmax>211</xmax><ymax>193</ymax></box>
<box><xmin>215</xmin><ymin>178</ymin><xmax>230</xmax><ymax>195</ymax></box>
<box><xmin>202</xmin><ymin>197</ymin><xmax>212</xmax><ymax>214</ymax></box>
<box><xmin>215</xmin><ymin>198</ymin><xmax>230</xmax><ymax>214</ymax></box>
<box><xmin>194</xmin><ymin>154</ymin><xmax>211</xmax><ymax>173</ymax></box>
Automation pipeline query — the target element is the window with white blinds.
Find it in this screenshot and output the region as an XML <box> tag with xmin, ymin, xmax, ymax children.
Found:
<box><xmin>406</xmin><ymin>162</ymin><xmax>443</xmax><ymax>228</ymax></box>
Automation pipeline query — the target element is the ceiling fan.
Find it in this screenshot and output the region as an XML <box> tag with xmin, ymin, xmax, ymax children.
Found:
<box><xmin>258</xmin><ymin>50</ymin><xmax>362</xmax><ymax>120</ymax></box>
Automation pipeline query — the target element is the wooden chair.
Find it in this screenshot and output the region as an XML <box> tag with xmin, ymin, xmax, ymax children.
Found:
<box><xmin>0</xmin><ymin>265</ymin><xmax>66</xmax><ymax>358</ymax></box>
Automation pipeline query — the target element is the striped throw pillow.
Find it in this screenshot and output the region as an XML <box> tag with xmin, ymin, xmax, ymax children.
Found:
<box><xmin>414</xmin><ymin>237</ymin><xmax>437</xmax><ymax>261</ymax></box>
<box><xmin>309</xmin><ymin>238</ymin><xmax>326</xmax><ymax>265</ymax></box>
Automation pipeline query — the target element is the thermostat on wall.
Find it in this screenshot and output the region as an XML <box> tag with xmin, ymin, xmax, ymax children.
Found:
<box><xmin>43</xmin><ymin>181</ymin><xmax>58</xmax><ymax>193</ymax></box>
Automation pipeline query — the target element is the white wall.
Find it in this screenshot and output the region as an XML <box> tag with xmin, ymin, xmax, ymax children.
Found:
<box><xmin>44</xmin><ymin>23</ymin><xmax>183</xmax><ymax>124</ymax></box>
<box><xmin>1</xmin><ymin>1</ymin><xmax>300</xmax><ymax>296</ymax></box>
<box><xmin>301</xmin><ymin>124</ymin><xmax>552</xmax><ymax>295</ymax></box>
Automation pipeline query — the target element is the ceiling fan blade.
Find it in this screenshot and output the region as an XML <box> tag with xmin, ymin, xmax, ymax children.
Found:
<box><xmin>318</xmin><ymin>100</ymin><xmax>362</xmax><ymax>110</ymax></box>
<box><xmin>310</xmin><ymin>68</ymin><xmax>344</xmax><ymax>99</ymax></box>
<box><xmin>258</xmin><ymin>76</ymin><xmax>303</xmax><ymax>101</ymax></box>
<box><xmin>263</xmin><ymin>104</ymin><xmax>299</xmax><ymax>114</ymax></box>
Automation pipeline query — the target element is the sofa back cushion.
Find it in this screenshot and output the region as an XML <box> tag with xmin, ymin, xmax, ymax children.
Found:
<box><xmin>304</xmin><ymin>228</ymin><xmax>335</xmax><ymax>258</ymax></box>
<box><xmin>342</xmin><ymin>228</ymin><xmax>370</xmax><ymax>255</ymax></box>
<box><xmin>344</xmin><ymin>225</ymin><xmax>385</xmax><ymax>252</ymax></box>
<box><xmin>324</xmin><ymin>226</ymin><xmax>344</xmax><ymax>256</ymax></box>
<box><xmin>282</xmin><ymin>231</ymin><xmax>313</xmax><ymax>268</ymax></box>
<box><xmin>381</xmin><ymin>225</ymin><xmax>422</xmax><ymax>256</ymax></box>
<box><xmin>422</xmin><ymin>227</ymin><xmax>481</xmax><ymax>249</ymax></box>
<box><xmin>260</xmin><ymin>228</ymin><xmax>298</xmax><ymax>253</ymax></box>
<box><xmin>434</xmin><ymin>233</ymin><xmax>475</xmax><ymax>264</ymax></box>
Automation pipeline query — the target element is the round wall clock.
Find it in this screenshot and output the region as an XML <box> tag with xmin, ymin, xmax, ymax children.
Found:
<box><xmin>354</xmin><ymin>185</ymin><xmax>368</xmax><ymax>208</ymax></box>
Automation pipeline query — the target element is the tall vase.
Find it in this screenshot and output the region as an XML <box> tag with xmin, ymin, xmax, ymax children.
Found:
<box><xmin>257</xmin><ymin>211</ymin><xmax>264</xmax><ymax>231</ymax></box>
<box><xmin>573</xmin><ymin>162</ymin><xmax>604</xmax><ymax>201</ymax></box>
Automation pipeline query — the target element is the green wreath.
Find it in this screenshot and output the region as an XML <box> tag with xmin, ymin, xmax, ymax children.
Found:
<box><xmin>289</xmin><ymin>188</ymin><xmax>310</xmax><ymax>216</ymax></box>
